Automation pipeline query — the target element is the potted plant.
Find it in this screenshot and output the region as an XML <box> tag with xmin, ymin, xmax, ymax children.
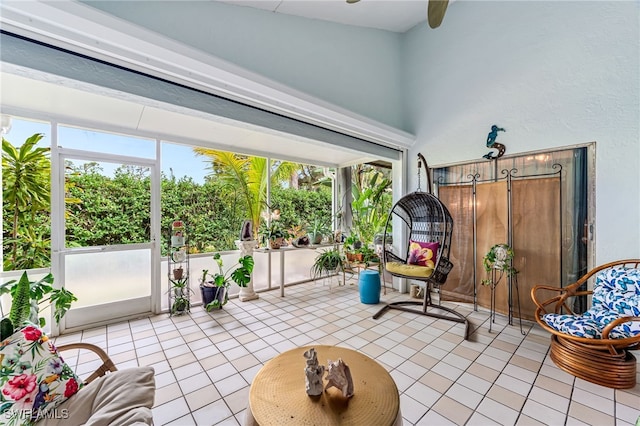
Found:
<box><xmin>481</xmin><ymin>243</ymin><xmax>518</xmax><ymax>287</ymax></box>
<box><xmin>169</xmin><ymin>276</ymin><xmax>191</xmax><ymax>315</ymax></box>
<box><xmin>0</xmin><ymin>271</ymin><xmax>77</xmax><ymax>339</ymax></box>
<box><xmin>310</xmin><ymin>247</ymin><xmax>344</xmax><ymax>280</ymax></box>
<box><xmin>308</xmin><ymin>217</ymin><xmax>330</xmax><ymax>245</ymax></box>
<box><xmin>357</xmin><ymin>245</ymin><xmax>379</xmax><ymax>266</ymax></box>
<box><xmin>261</xmin><ymin>220</ymin><xmax>291</xmax><ymax>249</ymax></box>
<box><xmin>344</xmin><ymin>231</ymin><xmax>363</xmax><ymax>262</ymax></box>
<box><xmin>200</xmin><ymin>253</ymin><xmax>254</xmax><ymax>311</ymax></box>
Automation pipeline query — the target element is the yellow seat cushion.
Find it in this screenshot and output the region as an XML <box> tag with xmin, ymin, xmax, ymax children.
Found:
<box><xmin>385</xmin><ymin>261</ymin><xmax>434</xmax><ymax>278</ymax></box>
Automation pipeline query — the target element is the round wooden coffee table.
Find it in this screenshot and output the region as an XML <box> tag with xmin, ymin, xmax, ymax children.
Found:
<box><xmin>246</xmin><ymin>345</ymin><xmax>401</xmax><ymax>426</ymax></box>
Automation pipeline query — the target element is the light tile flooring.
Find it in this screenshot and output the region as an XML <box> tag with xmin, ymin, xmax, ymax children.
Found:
<box><xmin>54</xmin><ymin>278</ymin><xmax>640</xmax><ymax>426</ymax></box>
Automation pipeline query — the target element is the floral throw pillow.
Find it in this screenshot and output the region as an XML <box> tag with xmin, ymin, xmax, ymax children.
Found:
<box><xmin>0</xmin><ymin>324</ymin><xmax>82</xmax><ymax>425</ymax></box>
<box><xmin>407</xmin><ymin>240</ymin><xmax>439</xmax><ymax>268</ymax></box>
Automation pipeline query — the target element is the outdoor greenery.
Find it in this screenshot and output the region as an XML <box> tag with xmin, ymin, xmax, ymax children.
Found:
<box><xmin>2</xmin><ymin>134</ymin><xmax>389</xmax><ymax>272</ymax></box>
<box><xmin>350</xmin><ymin>165</ymin><xmax>392</xmax><ymax>247</ymax></box>
<box><xmin>2</xmin><ymin>134</ymin><xmax>50</xmax><ymax>270</ymax></box>
<box><xmin>1</xmin><ymin>135</ymin><xmax>334</xmax><ymax>270</ymax></box>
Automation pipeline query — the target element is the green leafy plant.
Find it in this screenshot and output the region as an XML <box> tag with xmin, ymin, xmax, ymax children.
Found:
<box><xmin>350</xmin><ymin>169</ymin><xmax>392</xmax><ymax>247</ymax></box>
<box><xmin>0</xmin><ymin>271</ymin><xmax>77</xmax><ymax>339</ymax></box>
<box><xmin>307</xmin><ymin>216</ymin><xmax>330</xmax><ymax>244</ymax></box>
<box><xmin>481</xmin><ymin>243</ymin><xmax>518</xmax><ymax>287</ymax></box>
<box><xmin>356</xmin><ymin>245</ymin><xmax>379</xmax><ymax>266</ymax></box>
<box><xmin>344</xmin><ymin>231</ymin><xmax>362</xmax><ymax>253</ymax></box>
<box><xmin>201</xmin><ymin>254</ymin><xmax>254</xmax><ymax>311</ymax></box>
<box><xmin>310</xmin><ymin>248</ymin><xmax>344</xmax><ymax>280</ymax></box>
<box><xmin>193</xmin><ymin>149</ymin><xmax>299</xmax><ymax>241</ymax></box>
<box><xmin>169</xmin><ymin>276</ymin><xmax>191</xmax><ymax>315</ymax></box>
<box><xmin>2</xmin><ymin>134</ymin><xmax>51</xmax><ymax>270</ymax></box>
<box><xmin>259</xmin><ymin>219</ymin><xmax>292</xmax><ymax>248</ymax></box>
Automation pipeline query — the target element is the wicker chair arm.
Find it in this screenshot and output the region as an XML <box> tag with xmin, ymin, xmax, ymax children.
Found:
<box><xmin>530</xmin><ymin>284</ymin><xmax>591</xmax><ymax>316</ymax></box>
<box><xmin>601</xmin><ymin>316</ymin><xmax>640</xmax><ymax>340</ymax></box>
<box><xmin>57</xmin><ymin>342</ymin><xmax>118</xmax><ymax>384</ymax></box>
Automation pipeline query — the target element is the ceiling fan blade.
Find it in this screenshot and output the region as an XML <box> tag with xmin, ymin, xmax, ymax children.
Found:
<box><xmin>428</xmin><ymin>0</ymin><xmax>449</xmax><ymax>29</ymax></box>
<box><xmin>346</xmin><ymin>0</ymin><xmax>360</xmax><ymax>3</ymax></box>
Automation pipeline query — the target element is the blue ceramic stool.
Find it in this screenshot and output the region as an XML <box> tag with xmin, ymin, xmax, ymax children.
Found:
<box><xmin>359</xmin><ymin>270</ymin><xmax>381</xmax><ymax>304</ymax></box>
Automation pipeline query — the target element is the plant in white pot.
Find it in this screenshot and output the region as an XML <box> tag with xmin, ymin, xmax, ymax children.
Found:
<box><xmin>200</xmin><ymin>253</ymin><xmax>254</xmax><ymax>311</ymax></box>
<box><xmin>481</xmin><ymin>243</ymin><xmax>518</xmax><ymax>288</ymax></box>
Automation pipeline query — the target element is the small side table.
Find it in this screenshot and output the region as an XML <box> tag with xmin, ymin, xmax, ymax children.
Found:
<box><xmin>245</xmin><ymin>345</ymin><xmax>401</xmax><ymax>426</ymax></box>
<box><xmin>346</xmin><ymin>261</ymin><xmax>387</xmax><ymax>295</ymax></box>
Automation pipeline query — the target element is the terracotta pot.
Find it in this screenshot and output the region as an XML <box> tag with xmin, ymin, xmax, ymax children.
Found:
<box><xmin>173</xmin><ymin>268</ymin><xmax>184</xmax><ymax>280</ymax></box>
<box><xmin>270</xmin><ymin>237</ymin><xmax>284</xmax><ymax>249</ymax></box>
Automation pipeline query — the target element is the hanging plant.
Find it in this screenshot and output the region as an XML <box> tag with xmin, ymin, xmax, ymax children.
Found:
<box><xmin>481</xmin><ymin>243</ymin><xmax>518</xmax><ymax>286</ymax></box>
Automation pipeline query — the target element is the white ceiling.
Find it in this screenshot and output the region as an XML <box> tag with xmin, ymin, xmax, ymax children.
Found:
<box><xmin>0</xmin><ymin>71</ymin><xmax>378</xmax><ymax>167</ymax></box>
<box><xmin>216</xmin><ymin>0</ymin><xmax>431</xmax><ymax>33</ymax></box>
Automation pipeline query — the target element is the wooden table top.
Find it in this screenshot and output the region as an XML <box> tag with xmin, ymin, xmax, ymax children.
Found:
<box><xmin>249</xmin><ymin>345</ymin><xmax>399</xmax><ymax>426</ymax></box>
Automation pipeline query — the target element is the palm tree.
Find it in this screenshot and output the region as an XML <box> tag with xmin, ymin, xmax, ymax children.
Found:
<box><xmin>2</xmin><ymin>133</ymin><xmax>51</xmax><ymax>268</ymax></box>
<box><xmin>193</xmin><ymin>148</ymin><xmax>298</xmax><ymax>239</ymax></box>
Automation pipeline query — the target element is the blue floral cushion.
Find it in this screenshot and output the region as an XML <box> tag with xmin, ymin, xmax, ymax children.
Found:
<box><xmin>543</xmin><ymin>267</ymin><xmax>640</xmax><ymax>339</ymax></box>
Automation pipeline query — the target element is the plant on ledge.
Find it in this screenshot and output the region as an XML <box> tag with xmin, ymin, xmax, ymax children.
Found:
<box><xmin>259</xmin><ymin>215</ymin><xmax>292</xmax><ymax>249</ymax></box>
<box><xmin>200</xmin><ymin>253</ymin><xmax>254</xmax><ymax>311</ymax></box>
<box><xmin>307</xmin><ymin>216</ymin><xmax>330</xmax><ymax>245</ymax></box>
<box><xmin>0</xmin><ymin>271</ymin><xmax>77</xmax><ymax>339</ymax></box>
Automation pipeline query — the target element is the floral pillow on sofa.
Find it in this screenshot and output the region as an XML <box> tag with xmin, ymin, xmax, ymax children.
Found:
<box><xmin>542</xmin><ymin>267</ymin><xmax>640</xmax><ymax>339</ymax></box>
<box><xmin>0</xmin><ymin>324</ymin><xmax>82</xmax><ymax>425</ymax></box>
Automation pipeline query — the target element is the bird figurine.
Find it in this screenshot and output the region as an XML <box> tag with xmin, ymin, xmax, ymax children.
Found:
<box><xmin>483</xmin><ymin>125</ymin><xmax>506</xmax><ymax>160</ymax></box>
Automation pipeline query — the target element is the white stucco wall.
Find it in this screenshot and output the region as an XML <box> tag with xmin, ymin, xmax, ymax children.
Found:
<box><xmin>402</xmin><ymin>1</ymin><xmax>640</xmax><ymax>263</ymax></box>
<box><xmin>83</xmin><ymin>0</ymin><xmax>405</xmax><ymax>131</ymax></box>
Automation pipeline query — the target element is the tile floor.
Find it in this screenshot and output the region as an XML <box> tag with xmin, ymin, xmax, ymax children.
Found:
<box><xmin>54</xmin><ymin>278</ymin><xmax>640</xmax><ymax>426</ymax></box>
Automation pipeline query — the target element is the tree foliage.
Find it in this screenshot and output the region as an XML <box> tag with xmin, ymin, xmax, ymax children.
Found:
<box><xmin>2</xmin><ymin>134</ymin><xmax>50</xmax><ymax>269</ymax></box>
<box><xmin>350</xmin><ymin>165</ymin><xmax>392</xmax><ymax>245</ymax></box>
<box><xmin>193</xmin><ymin>148</ymin><xmax>301</xmax><ymax>239</ymax></box>
<box><xmin>2</xmin><ymin>143</ymin><xmax>333</xmax><ymax>268</ymax></box>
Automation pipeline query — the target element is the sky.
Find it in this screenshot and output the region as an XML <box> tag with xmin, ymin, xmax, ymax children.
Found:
<box><xmin>4</xmin><ymin>117</ymin><xmax>210</xmax><ymax>183</ymax></box>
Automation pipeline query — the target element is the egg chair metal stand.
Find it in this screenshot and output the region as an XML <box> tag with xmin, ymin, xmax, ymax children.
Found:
<box><xmin>373</xmin><ymin>154</ymin><xmax>469</xmax><ymax>339</ymax></box>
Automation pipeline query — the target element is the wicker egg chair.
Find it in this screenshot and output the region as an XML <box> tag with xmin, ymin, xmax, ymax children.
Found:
<box><xmin>531</xmin><ymin>259</ymin><xmax>640</xmax><ymax>389</ymax></box>
<box><xmin>373</xmin><ymin>154</ymin><xmax>469</xmax><ymax>339</ymax></box>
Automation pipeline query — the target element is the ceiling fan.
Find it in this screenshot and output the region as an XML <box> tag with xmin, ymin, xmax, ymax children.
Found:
<box><xmin>346</xmin><ymin>0</ymin><xmax>449</xmax><ymax>29</ymax></box>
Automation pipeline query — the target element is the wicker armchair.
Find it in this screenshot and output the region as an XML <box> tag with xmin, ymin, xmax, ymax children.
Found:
<box><xmin>531</xmin><ymin>259</ymin><xmax>640</xmax><ymax>389</ymax></box>
<box><xmin>57</xmin><ymin>342</ymin><xmax>118</xmax><ymax>384</ymax></box>
<box><xmin>41</xmin><ymin>342</ymin><xmax>155</xmax><ymax>425</ymax></box>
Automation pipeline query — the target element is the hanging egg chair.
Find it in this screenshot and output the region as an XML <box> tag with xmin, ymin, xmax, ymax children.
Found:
<box><xmin>374</xmin><ymin>153</ymin><xmax>469</xmax><ymax>339</ymax></box>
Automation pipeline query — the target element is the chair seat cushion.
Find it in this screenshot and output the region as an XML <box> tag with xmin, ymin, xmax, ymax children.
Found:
<box><xmin>386</xmin><ymin>262</ymin><xmax>434</xmax><ymax>278</ymax></box>
<box><xmin>543</xmin><ymin>306</ymin><xmax>640</xmax><ymax>339</ymax></box>
<box><xmin>40</xmin><ymin>366</ymin><xmax>155</xmax><ymax>426</ymax></box>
